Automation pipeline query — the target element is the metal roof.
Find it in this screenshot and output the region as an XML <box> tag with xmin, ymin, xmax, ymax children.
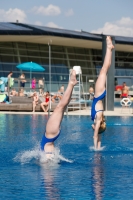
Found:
<box><xmin>0</xmin><ymin>22</ymin><xmax>132</xmax><ymax>45</ymax></box>
<box><xmin>0</xmin><ymin>22</ymin><xmax>32</xmax><ymax>31</ymax></box>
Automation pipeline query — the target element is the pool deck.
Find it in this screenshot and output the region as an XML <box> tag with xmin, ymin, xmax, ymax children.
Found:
<box><xmin>0</xmin><ymin>107</ymin><xmax>133</xmax><ymax>116</ymax></box>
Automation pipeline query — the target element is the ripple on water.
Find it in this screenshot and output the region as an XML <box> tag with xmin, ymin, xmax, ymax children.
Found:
<box><xmin>1</xmin><ymin>115</ymin><xmax>133</xmax><ymax>199</ymax></box>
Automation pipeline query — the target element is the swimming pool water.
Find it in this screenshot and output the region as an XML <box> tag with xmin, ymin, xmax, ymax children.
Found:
<box><xmin>0</xmin><ymin>114</ymin><xmax>133</xmax><ymax>200</ymax></box>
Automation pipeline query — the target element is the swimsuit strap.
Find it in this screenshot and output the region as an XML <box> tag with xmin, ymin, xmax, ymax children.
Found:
<box><xmin>45</xmin><ymin>152</ymin><xmax>54</xmax><ymax>154</ymax></box>
<box><xmin>96</xmin><ymin>109</ymin><xmax>104</xmax><ymax>114</ymax></box>
<box><xmin>93</xmin><ymin>110</ymin><xmax>103</xmax><ymax>120</ymax></box>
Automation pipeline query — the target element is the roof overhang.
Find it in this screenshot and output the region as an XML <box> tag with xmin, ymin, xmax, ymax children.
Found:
<box><xmin>0</xmin><ymin>35</ymin><xmax>133</xmax><ymax>52</ymax></box>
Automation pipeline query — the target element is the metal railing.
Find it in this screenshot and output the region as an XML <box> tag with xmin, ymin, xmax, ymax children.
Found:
<box><xmin>0</xmin><ymin>75</ymin><xmax>97</xmax><ymax>97</ymax></box>
<box><xmin>2</xmin><ymin>74</ymin><xmax>132</xmax><ymax>102</ymax></box>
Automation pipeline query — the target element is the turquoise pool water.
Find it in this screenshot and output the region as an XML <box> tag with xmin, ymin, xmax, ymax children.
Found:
<box><xmin>0</xmin><ymin>114</ymin><xmax>133</xmax><ymax>199</ymax></box>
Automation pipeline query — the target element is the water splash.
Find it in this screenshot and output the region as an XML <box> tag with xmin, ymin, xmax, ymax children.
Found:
<box><xmin>89</xmin><ymin>146</ymin><xmax>106</xmax><ymax>151</ymax></box>
<box><xmin>13</xmin><ymin>147</ymin><xmax>73</xmax><ymax>165</ymax></box>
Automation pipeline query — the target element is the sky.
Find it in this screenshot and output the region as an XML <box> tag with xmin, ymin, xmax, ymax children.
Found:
<box><xmin>0</xmin><ymin>0</ymin><xmax>133</xmax><ymax>37</ymax></box>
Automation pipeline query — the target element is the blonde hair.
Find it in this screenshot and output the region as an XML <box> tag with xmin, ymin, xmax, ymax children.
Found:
<box><xmin>99</xmin><ymin>114</ymin><xmax>106</xmax><ymax>133</ymax></box>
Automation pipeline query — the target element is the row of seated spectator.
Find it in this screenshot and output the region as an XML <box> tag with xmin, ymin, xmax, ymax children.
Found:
<box><xmin>10</xmin><ymin>84</ymin><xmax>65</xmax><ymax>97</ymax></box>
<box><xmin>31</xmin><ymin>91</ymin><xmax>50</xmax><ymax>112</ymax></box>
<box><xmin>10</xmin><ymin>88</ymin><xmax>26</xmax><ymax>97</ymax></box>
<box><xmin>32</xmin><ymin>85</ymin><xmax>65</xmax><ymax>112</ymax></box>
<box><xmin>32</xmin><ymin>90</ymin><xmax>64</xmax><ymax>112</ymax></box>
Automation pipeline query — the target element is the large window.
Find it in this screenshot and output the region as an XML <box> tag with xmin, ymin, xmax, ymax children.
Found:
<box><xmin>0</xmin><ymin>42</ymin><xmax>102</xmax><ymax>77</ymax></box>
<box><xmin>0</xmin><ymin>41</ymin><xmax>133</xmax><ymax>91</ymax></box>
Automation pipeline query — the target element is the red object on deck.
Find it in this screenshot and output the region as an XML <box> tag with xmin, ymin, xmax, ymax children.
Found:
<box><xmin>115</xmin><ymin>85</ymin><xmax>123</xmax><ymax>91</ymax></box>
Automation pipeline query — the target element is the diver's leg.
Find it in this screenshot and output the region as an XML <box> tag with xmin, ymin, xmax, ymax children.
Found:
<box><xmin>46</xmin><ymin>70</ymin><xmax>77</xmax><ymax>138</ymax></box>
<box><xmin>95</xmin><ymin>36</ymin><xmax>114</xmax><ymax>97</ymax></box>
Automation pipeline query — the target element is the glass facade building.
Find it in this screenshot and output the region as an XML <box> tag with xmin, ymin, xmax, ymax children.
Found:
<box><xmin>0</xmin><ymin>42</ymin><xmax>102</xmax><ymax>91</ymax></box>
<box><xmin>1</xmin><ymin>42</ymin><xmax>133</xmax><ymax>91</ymax></box>
<box><xmin>0</xmin><ymin>22</ymin><xmax>133</xmax><ymax>93</ymax></box>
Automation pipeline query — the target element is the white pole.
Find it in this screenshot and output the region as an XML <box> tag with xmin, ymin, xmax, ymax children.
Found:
<box><xmin>48</xmin><ymin>42</ymin><xmax>51</xmax><ymax>116</ymax></box>
<box><xmin>30</xmin><ymin>70</ymin><xmax>32</xmax><ymax>92</ymax></box>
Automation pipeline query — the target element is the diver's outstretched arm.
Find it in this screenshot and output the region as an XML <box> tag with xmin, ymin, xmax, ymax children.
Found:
<box><xmin>93</xmin><ymin>114</ymin><xmax>101</xmax><ymax>149</ymax></box>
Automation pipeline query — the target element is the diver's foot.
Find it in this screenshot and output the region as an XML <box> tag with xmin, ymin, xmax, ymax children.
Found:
<box><xmin>69</xmin><ymin>70</ymin><xmax>78</xmax><ymax>86</ymax></box>
<box><xmin>106</xmin><ymin>36</ymin><xmax>114</xmax><ymax>50</ymax></box>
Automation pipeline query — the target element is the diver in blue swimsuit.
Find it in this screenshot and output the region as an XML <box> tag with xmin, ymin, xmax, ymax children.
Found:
<box><xmin>40</xmin><ymin>69</ymin><xmax>77</xmax><ymax>157</ymax></box>
<box><xmin>91</xmin><ymin>36</ymin><xmax>114</xmax><ymax>150</ymax></box>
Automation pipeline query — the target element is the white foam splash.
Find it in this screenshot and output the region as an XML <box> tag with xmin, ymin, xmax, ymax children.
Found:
<box><xmin>13</xmin><ymin>147</ymin><xmax>73</xmax><ymax>165</ymax></box>
<box><xmin>89</xmin><ymin>146</ymin><xmax>106</xmax><ymax>151</ymax></box>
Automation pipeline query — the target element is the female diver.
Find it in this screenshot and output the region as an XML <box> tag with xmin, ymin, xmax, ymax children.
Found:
<box><xmin>40</xmin><ymin>69</ymin><xmax>77</xmax><ymax>157</ymax></box>
<box><xmin>91</xmin><ymin>36</ymin><xmax>114</xmax><ymax>150</ymax></box>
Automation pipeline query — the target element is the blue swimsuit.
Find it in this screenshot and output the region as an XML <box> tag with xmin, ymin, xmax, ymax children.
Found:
<box><xmin>40</xmin><ymin>130</ymin><xmax>61</xmax><ymax>151</ymax></box>
<box><xmin>91</xmin><ymin>90</ymin><xmax>106</xmax><ymax>121</ymax></box>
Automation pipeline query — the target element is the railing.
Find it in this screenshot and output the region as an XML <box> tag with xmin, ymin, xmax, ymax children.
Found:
<box><xmin>7</xmin><ymin>77</ymin><xmax>45</xmax><ymax>95</ymax></box>
<box><xmin>3</xmin><ymin>74</ymin><xmax>133</xmax><ymax>101</ymax></box>
<box><xmin>0</xmin><ymin>74</ymin><xmax>95</xmax><ymax>101</ymax></box>
<box><xmin>1</xmin><ymin>74</ymin><xmax>133</xmax><ymax>111</ymax></box>
<box><xmin>3</xmin><ymin>75</ymin><xmax>96</xmax><ymax>95</ymax></box>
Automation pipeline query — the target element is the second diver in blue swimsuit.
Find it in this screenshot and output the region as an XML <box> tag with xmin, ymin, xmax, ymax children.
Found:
<box><xmin>91</xmin><ymin>36</ymin><xmax>114</xmax><ymax>150</ymax></box>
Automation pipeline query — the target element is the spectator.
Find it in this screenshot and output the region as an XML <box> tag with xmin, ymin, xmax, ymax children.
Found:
<box><xmin>18</xmin><ymin>88</ymin><xmax>25</xmax><ymax>97</ymax></box>
<box><xmin>10</xmin><ymin>88</ymin><xmax>18</xmax><ymax>96</ymax></box>
<box><xmin>60</xmin><ymin>85</ymin><xmax>65</xmax><ymax>94</ymax></box>
<box><xmin>8</xmin><ymin>71</ymin><xmax>14</xmax><ymax>90</ymax></box>
<box><xmin>0</xmin><ymin>71</ymin><xmax>13</xmax><ymax>92</ymax></box>
<box><xmin>32</xmin><ymin>92</ymin><xmax>39</xmax><ymax>112</ymax></box>
<box><xmin>41</xmin><ymin>91</ymin><xmax>50</xmax><ymax>112</ymax></box>
<box><xmin>52</xmin><ymin>93</ymin><xmax>62</xmax><ymax>103</ymax></box>
<box><xmin>32</xmin><ymin>77</ymin><xmax>36</xmax><ymax>89</ymax></box>
<box><xmin>0</xmin><ymin>94</ymin><xmax>11</xmax><ymax>104</ymax></box>
<box><xmin>89</xmin><ymin>86</ymin><xmax>94</xmax><ymax>100</ymax></box>
<box><xmin>38</xmin><ymin>78</ymin><xmax>44</xmax><ymax>95</ymax></box>
<box><xmin>3</xmin><ymin>94</ymin><xmax>10</xmax><ymax>103</ymax></box>
<box><xmin>121</xmin><ymin>82</ymin><xmax>129</xmax><ymax>98</ymax></box>
<box><xmin>7</xmin><ymin>71</ymin><xmax>13</xmax><ymax>78</ymax></box>
<box><xmin>20</xmin><ymin>73</ymin><xmax>26</xmax><ymax>88</ymax></box>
